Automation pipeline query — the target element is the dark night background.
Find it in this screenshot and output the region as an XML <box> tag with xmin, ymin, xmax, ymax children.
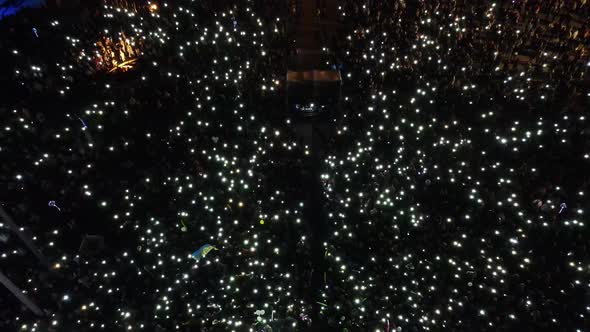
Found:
<box><xmin>0</xmin><ymin>0</ymin><xmax>589</xmax><ymax>331</ymax></box>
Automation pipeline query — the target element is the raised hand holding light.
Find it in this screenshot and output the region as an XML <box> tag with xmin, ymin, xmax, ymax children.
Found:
<box><xmin>48</xmin><ymin>201</ymin><xmax>61</xmax><ymax>211</ymax></box>
<box><xmin>78</xmin><ymin>117</ymin><xmax>87</xmax><ymax>130</ymax></box>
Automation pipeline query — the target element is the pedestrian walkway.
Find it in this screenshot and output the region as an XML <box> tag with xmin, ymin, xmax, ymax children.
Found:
<box><xmin>287</xmin><ymin>1</ymin><xmax>342</xmax><ymax>329</ymax></box>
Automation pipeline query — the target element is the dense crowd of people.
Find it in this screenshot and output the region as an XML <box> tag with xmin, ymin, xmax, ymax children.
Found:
<box><xmin>0</xmin><ymin>0</ymin><xmax>589</xmax><ymax>331</ymax></box>
<box><xmin>321</xmin><ymin>0</ymin><xmax>590</xmax><ymax>331</ymax></box>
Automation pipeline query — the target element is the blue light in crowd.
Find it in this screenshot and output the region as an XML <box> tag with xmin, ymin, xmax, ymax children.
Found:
<box><xmin>0</xmin><ymin>0</ymin><xmax>46</xmax><ymax>20</ymax></box>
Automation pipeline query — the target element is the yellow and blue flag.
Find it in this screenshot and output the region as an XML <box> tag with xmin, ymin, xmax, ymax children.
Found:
<box><xmin>191</xmin><ymin>244</ymin><xmax>217</xmax><ymax>260</ymax></box>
